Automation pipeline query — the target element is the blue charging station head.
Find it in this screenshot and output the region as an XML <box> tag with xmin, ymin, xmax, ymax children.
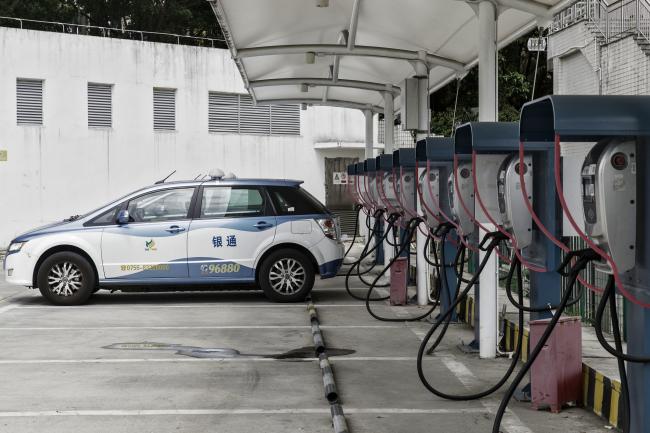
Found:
<box><xmin>377</xmin><ymin>154</ymin><xmax>393</xmax><ymax>170</ymax></box>
<box><xmin>346</xmin><ymin>164</ymin><xmax>357</xmax><ymax>175</ymax></box>
<box><xmin>392</xmin><ymin>148</ymin><xmax>416</xmax><ymax>168</ymax></box>
<box><xmin>454</xmin><ymin>122</ymin><xmax>520</xmax><ymax>154</ymax></box>
<box><xmin>415</xmin><ymin>137</ymin><xmax>454</xmax><ymax>162</ymax></box>
<box><xmin>521</xmin><ymin>95</ymin><xmax>650</xmax><ymax>143</ymax></box>
<box><xmin>365</xmin><ymin>158</ymin><xmax>377</xmax><ymax>173</ymax></box>
<box><xmin>356</xmin><ymin>162</ymin><xmax>365</xmax><ymax>174</ymax></box>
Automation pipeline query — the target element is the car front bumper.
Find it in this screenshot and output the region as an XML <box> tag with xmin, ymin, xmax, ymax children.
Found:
<box><xmin>4</xmin><ymin>251</ymin><xmax>35</xmax><ymax>286</ymax></box>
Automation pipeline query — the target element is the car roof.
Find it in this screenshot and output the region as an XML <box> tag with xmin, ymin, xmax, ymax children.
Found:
<box><xmin>145</xmin><ymin>178</ymin><xmax>304</xmax><ymax>189</ymax></box>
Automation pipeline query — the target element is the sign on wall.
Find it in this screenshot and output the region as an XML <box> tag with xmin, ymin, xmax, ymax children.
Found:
<box><xmin>332</xmin><ymin>172</ymin><xmax>348</xmax><ymax>185</ymax></box>
<box><xmin>0</xmin><ymin>150</ymin><xmax>7</xmax><ymax>162</ymax></box>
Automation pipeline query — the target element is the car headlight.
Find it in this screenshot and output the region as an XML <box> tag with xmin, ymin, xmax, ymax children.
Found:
<box><xmin>8</xmin><ymin>242</ymin><xmax>26</xmax><ymax>253</ymax></box>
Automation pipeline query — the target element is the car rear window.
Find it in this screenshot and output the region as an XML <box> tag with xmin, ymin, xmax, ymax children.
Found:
<box><xmin>267</xmin><ymin>186</ymin><xmax>328</xmax><ymax>216</ymax></box>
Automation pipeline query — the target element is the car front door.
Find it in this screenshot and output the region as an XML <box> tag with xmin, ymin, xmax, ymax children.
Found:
<box><xmin>187</xmin><ymin>186</ymin><xmax>276</xmax><ymax>281</ymax></box>
<box><xmin>101</xmin><ymin>187</ymin><xmax>196</xmax><ymax>280</ymax></box>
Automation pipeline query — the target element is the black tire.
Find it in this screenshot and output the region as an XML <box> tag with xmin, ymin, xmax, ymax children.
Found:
<box><xmin>259</xmin><ymin>249</ymin><xmax>315</xmax><ymax>302</ymax></box>
<box><xmin>37</xmin><ymin>252</ymin><xmax>96</xmax><ymax>306</ymax></box>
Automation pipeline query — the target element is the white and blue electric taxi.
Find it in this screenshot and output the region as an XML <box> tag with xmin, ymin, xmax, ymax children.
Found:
<box><xmin>4</xmin><ymin>172</ymin><xmax>344</xmax><ymax>305</ymax></box>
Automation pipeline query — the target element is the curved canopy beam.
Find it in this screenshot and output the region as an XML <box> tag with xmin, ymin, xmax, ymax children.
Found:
<box><xmin>256</xmin><ymin>98</ymin><xmax>383</xmax><ymax>113</ymax></box>
<box><xmin>249</xmin><ymin>78</ymin><xmax>399</xmax><ymax>95</ymax></box>
<box><xmin>235</xmin><ymin>44</ymin><xmax>466</xmax><ymax>72</ymax></box>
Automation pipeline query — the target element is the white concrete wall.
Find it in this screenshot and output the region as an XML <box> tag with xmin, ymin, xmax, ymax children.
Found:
<box><xmin>0</xmin><ymin>27</ymin><xmax>367</xmax><ymax>246</ymax></box>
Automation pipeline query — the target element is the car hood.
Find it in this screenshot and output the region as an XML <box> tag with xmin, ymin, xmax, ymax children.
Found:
<box><xmin>11</xmin><ymin>220</ymin><xmax>80</xmax><ymax>243</ymax></box>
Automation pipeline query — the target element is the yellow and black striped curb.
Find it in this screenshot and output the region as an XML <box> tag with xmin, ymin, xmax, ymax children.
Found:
<box><xmin>456</xmin><ymin>294</ymin><xmax>622</xmax><ymax>430</ymax></box>
<box><xmin>455</xmin><ymin>295</ymin><xmax>475</xmax><ymax>328</ymax></box>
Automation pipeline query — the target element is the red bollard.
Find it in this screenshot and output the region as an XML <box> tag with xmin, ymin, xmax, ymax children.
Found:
<box><xmin>390</xmin><ymin>257</ymin><xmax>408</xmax><ymax>306</ymax></box>
<box><xmin>530</xmin><ymin>316</ymin><xmax>583</xmax><ymax>413</ymax></box>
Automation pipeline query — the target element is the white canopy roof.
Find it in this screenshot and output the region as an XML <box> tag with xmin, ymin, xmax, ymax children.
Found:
<box><xmin>208</xmin><ymin>0</ymin><xmax>569</xmax><ymax>113</ymax></box>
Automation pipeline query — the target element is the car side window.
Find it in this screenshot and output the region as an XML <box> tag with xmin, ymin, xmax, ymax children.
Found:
<box><xmin>200</xmin><ymin>187</ymin><xmax>265</xmax><ymax>218</ymax></box>
<box><xmin>267</xmin><ymin>186</ymin><xmax>328</xmax><ymax>215</ymax></box>
<box><xmin>87</xmin><ymin>205</ymin><xmax>120</xmax><ymax>226</ymax></box>
<box><xmin>126</xmin><ymin>188</ymin><xmax>195</xmax><ymax>223</ymax></box>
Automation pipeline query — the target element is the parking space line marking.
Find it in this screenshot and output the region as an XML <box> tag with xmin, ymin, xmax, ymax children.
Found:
<box><xmin>0</xmin><ymin>325</ymin><xmax>403</xmax><ymax>331</ymax></box>
<box><xmin>408</xmin><ymin>326</ymin><xmax>534</xmax><ymax>433</ymax></box>
<box><xmin>0</xmin><ymin>303</ymin><xmax>19</xmax><ymax>315</ymax></box>
<box><xmin>0</xmin><ymin>356</ymin><xmax>439</xmax><ymax>364</ymax></box>
<box><xmin>15</xmin><ymin>303</ymin><xmax>366</xmax><ymax>309</ymax></box>
<box><xmin>0</xmin><ymin>408</ymin><xmax>490</xmax><ymax>417</ymax></box>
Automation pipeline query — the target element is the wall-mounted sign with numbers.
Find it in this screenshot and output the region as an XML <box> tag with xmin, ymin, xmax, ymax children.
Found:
<box><xmin>0</xmin><ymin>150</ymin><xmax>7</xmax><ymax>162</ymax></box>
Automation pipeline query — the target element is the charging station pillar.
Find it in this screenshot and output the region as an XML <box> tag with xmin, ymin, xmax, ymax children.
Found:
<box><xmin>383</xmin><ymin>92</ymin><xmax>396</xmax><ymax>267</ymax></box>
<box><xmin>626</xmin><ymin>142</ymin><xmax>650</xmax><ymax>433</ymax></box>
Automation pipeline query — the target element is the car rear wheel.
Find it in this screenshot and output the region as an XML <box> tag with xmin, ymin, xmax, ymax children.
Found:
<box><xmin>259</xmin><ymin>249</ymin><xmax>315</xmax><ymax>302</ymax></box>
<box><xmin>37</xmin><ymin>252</ymin><xmax>95</xmax><ymax>306</ymax></box>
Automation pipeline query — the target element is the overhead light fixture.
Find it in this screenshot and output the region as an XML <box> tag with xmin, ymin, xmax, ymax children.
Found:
<box><xmin>300</xmin><ymin>84</ymin><xmax>309</xmax><ymax>93</ymax></box>
<box><xmin>316</xmin><ymin>0</ymin><xmax>329</xmax><ymax>7</ymax></box>
<box><xmin>305</xmin><ymin>52</ymin><xmax>316</xmax><ymax>64</ymax></box>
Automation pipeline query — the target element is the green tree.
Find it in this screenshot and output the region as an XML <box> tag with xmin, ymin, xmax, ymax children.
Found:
<box><xmin>431</xmin><ymin>28</ymin><xmax>551</xmax><ymax>136</ymax></box>
<box><xmin>0</xmin><ymin>0</ymin><xmax>224</xmax><ymax>41</ymax></box>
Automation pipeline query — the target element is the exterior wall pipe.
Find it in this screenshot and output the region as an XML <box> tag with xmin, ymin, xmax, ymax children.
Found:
<box><xmin>477</xmin><ymin>0</ymin><xmax>499</xmax><ymax>359</ymax></box>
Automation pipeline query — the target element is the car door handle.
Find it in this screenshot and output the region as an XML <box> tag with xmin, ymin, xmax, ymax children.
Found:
<box><xmin>253</xmin><ymin>221</ymin><xmax>274</xmax><ymax>229</ymax></box>
<box><xmin>166</xmin><ymin>225</ymin><xmax>186</xmax><ymax>234</ymax></box>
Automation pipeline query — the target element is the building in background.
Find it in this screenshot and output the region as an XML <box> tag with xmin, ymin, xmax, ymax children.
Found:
<box><xmin>0</xmin><ymin>26</ymin><xmax>379</xmax><ymax>246</ymax></box>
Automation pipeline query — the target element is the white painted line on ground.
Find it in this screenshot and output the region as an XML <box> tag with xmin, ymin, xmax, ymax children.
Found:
<box><xmin>0</xmin><ymin>303</ymin><xmax>19</xmax><ymax>315</ymax></box>
<box><xmin>0</xmin><ymin>356</ymin><xmax>439</xmax><ymax>365</ymax></box>
<box><xmin>0</xmin><ymin>324</ymin><xmax>403</xmax><ymax>331</ymax></box>
<box><xmin>408</xmin><ymin>326</ymin><xmax>534</xmax><ymax>433</ymax></box>
<box><xmin>0</xmin><ymin>358</ymin><xmax>315</xmax><ymax>364</ymax></box>
<box><xmin>15</xmin><ymin>303</ymin><xmax>366</xmax><ymax>309</ymax></box>
<box><xmin>0</xmin><ymin>407</ymin><xmax>490</xmax><ymax>417</ymax></box>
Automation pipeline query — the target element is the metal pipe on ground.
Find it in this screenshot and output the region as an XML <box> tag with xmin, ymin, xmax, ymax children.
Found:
<box><xmin>319</xmin><ymin>353</ymin><xmax>339</xmax><ymax>403</ymax></box>
<box><xmin>331</xmin><ymin>404</ymin><xmax>350</xmax><ymax>433</ymax></box>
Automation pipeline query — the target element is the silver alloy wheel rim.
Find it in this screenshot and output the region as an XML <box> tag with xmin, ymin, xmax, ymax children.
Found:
<box><xmin>269</xmin><ymin>258</ymin><xmax>306</xmax><ymax>295</ymax></box>
<box><xmin>47</xmin><ymin>262</ymin><xmax>83</xmax><ymax>297</ymax></box>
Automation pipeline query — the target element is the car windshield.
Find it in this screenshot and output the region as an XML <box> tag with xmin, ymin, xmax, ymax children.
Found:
<box><xmin>73</xmin><ymin>186</ymin><xmax>155</xmax><ymax>221</ymax></box>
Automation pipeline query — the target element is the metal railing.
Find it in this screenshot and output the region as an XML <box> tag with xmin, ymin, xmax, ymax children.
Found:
<box><xmin>552</xmin><ymin>0</ymin><xmax>650</xmax><ymax>46</ymax></box>
<box><xmin>377</xmin><ymin>119</ymin><xmax>418</xmax><ymax>149</ymax></box>
<box><xmin>0</xmin><ymin>16</ymin><xmax>225</xmax><ymax>48</ymax></box>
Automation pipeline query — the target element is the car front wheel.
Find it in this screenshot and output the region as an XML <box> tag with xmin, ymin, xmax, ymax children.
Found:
<box><xmin>259</xmin><ymin>249</ymin><xmax>315</xmax><ymax>302</ymax></box>
<box><xmin>37</xmin><ymin>252</ymin><xmax>96</xmax><ymax>306</ymax></box>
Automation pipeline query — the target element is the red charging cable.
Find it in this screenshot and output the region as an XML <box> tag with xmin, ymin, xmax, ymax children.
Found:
<box><xmin>424</xmin><ymin>160</ymin><xmax>477</xmax><ymax>252</ymax></box>
<box><xmin>516</xmin><ymin>141</ymin><xmax>602</xmax><ymax>293</ymax></box>
<box><xmin>471</xmin><ymin>152</ymin><xmax>544</xmax><ymax>271</ymax></box>
<box><xmin>553</xmin><ymin>135</ymin><xmax>650</xmax><ymax>307</ymax></box>
<box><xmin>453</xmin><ymin>155</ymin><xmax>511</xmax><ymax>264</ymax></box>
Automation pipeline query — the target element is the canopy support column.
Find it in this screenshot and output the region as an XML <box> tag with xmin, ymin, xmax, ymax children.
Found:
<box><xmin>364</xmin><ymin>109</ymin><xmax>374</xmax><ymax>159</ymax></box>
<box><xmin>414</xmin><ymin>56</ymin><xmax>430</xmax><ymax>306</ymax></box>
<box><xmin>478</xmin><ymin>0</ymin><xmax>498</xmax><ymax>359</ymax></box>
<box><xmin>383</xmin><ymin>91</ymin><xmax>396</xmax><ymax>267</ymax></box>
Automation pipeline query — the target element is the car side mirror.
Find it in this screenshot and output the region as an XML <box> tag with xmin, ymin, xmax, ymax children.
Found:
<box><xmin>116</xmin><ymin>210</ymin><xmax>130</xmax><ymax>225</ymax></box>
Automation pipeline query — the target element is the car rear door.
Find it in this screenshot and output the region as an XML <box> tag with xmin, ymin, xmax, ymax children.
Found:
<box><xmin>187</xmin><ymin>185</ymin><xmax>276</xmax><ymax>280</ymax></box>
<box><xmin>101</xmin><ymin>187</ymin><xmax>196</xmax><ymax>280</ymax></box>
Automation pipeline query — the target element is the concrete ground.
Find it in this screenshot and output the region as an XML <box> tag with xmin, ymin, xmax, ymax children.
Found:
<box><xmin>0</xmin><ymin>265</ymin><xmax>612</xmax><ymax>433</ymax></box>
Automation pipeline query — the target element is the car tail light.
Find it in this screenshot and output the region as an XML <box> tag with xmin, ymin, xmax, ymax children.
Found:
<box><xmin>316</xmin><ymin>217</ymin><xmax>340</xmax><ymax>240</ymax></box>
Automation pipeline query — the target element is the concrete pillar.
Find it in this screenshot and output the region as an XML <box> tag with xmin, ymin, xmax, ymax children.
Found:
<box><xmin>478</xmin><ymin>0</ymin><xmax>498</xmax><ymax>359</ymax></box>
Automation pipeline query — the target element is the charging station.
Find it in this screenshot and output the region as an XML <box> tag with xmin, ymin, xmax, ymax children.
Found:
<box><xmin>454</xmin><ymin>122</ymin><xmax>523</xmax><ymax>358</ymax></box>
<box><xmin>365</xmin><ymin>158</ymin><xmax>385</xmax><ymax>265</ymax></box>
<box><xmin>518</xmin><ymin>94</ymin><xmax>650</xmax><ymax>433</ymax></box>
<box><xmin>415</xmin><ymin>137</ymin><xmax>458</xmax><ymax>321</ymax></box>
